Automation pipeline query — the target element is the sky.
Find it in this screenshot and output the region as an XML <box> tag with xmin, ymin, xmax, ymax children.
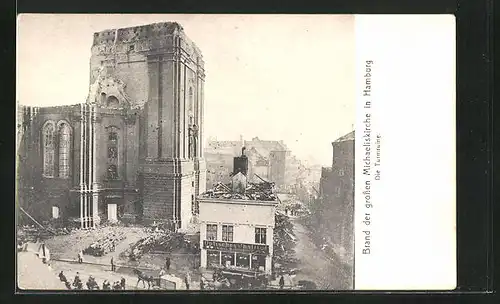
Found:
<box><xmin>17</xmin><ymin>14</ymin><xmax>355</xmax><ymax>166</ymax></box>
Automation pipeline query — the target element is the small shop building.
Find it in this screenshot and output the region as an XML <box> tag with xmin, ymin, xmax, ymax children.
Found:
<box><xmin>198</xmin><ymin>149</ymin><xmax>278</xmax><ymax>276</ymax></box>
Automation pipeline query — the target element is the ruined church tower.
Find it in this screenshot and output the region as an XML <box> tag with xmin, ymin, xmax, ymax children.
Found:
<box><xmin>89</xmin><ymin>22</ymin><xmax>207</xmax><ymax>230</ymax></box>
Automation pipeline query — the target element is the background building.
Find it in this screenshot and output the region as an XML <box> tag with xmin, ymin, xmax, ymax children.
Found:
<box><xmin>205</xmin><ymin>136</ymin><xmax>310</xmax><ymax>191</ymax></box>
<box><xmin>16</xmin><ymin>22</ymin><xmax>207</xmax><ymax>231</ymax></box>
<box><xmin>318</xmin><ymin>131</ymin><xmax>354</xmax><ymax>261</ymax></box>
<box><xmin>198</xmin><ymin>153</ymin><xmax>277</xmax><ymax>275</ymax></box>
<box><xmin>205</xmin><ymin>152</ymin><xmax>233</xmax><ymax>188</ymax></box>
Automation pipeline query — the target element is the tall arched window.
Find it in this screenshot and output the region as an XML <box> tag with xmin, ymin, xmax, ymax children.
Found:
<box><xmin>188</xmin><ymin>87</ymin><xmax>194</xmax><ymax>115</ymax></box>
<box><xmin>43</xmin><ymin>122</ymin><xmax>55</xmax><ymax>177</ymax></box>
<box><xmin>58</xmin><ymin>123</ymin><xmax>71</xmax><ymax>178</ymax></box>
<box><xmin>100</xmin><ymin>92</ymin><xmax>107</xmax><ymax>104</ymax></box>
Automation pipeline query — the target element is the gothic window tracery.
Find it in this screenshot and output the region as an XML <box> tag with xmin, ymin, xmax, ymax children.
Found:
<box><xmin>42</xmin><ymin>122</ymin><xmax>55</xmax><ymax>177</ymax></box>
<box><xmin>107</xmin><ymin>127</ymin><xmax>119</xmax><ymax>180</ymax></box>
<box><xmin>58</xmin><ymin>123</ymin><xmax>71</xmax><ymax>178</ymax></box>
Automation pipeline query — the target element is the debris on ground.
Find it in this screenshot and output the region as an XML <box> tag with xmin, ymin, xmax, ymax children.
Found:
<box><xmin>17</xmin><ymin>225</ymin><xmax>71</xmax><ymax>244</ymax></box>
<box><xmin>83</xmin><ymin>232</ymin><xmax>126</xmax><ymax>257</ymax></box>
<box><xmin>272</xmin><ymin>212</ymin><xmax>299</xmax><ymax>274</ymax></box>
<box><xmin>43</xmin><ymin>226</ymin><xmax>148</xmax><ymax>260</ymax></box>
<box><xmin>122</xmin><ymin>228</ymin><xmax>200</xmax><ymax>262</ymax></box>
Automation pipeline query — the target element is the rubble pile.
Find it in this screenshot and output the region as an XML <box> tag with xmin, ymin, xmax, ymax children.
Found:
<box><xmin>122</xmin><ymin>229</ymin><xmax>199</xmax><ymax>261</ymax></box>
<box><xmin>272</xmin><ymin>213</ymin><xmax>299</xmax><ymax>274</ymax></box>
<box><xmin>200</xmin><ymin>182</ymin><xmax>277</xmax><ymax>201</ymax></box>
<box><xmin>17</xmin><ymin>225</ymin><xmax>70</xmax><ymax>244</ymax></box>
<box><xmin>83</xmin><ymin>231</ymin><xmax>126</xmax><ymax>257</ymax></box>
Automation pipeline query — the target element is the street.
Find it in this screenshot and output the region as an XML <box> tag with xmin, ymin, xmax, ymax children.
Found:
<box><xmin>49</xmin><ymin>259</ymin><xmax>150</xmax><ymax>290</ymax></box>
<box><xmin>290</xmin><ymin>217</ymin><xmax>352</xmax><ymax>290</ymax></box>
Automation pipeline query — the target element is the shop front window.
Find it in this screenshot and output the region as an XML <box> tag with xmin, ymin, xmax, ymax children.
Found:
<box><xmin>207</xmin><ymin>250</ymin><xmax>220</xmax><ymax>268</ymax></box>
<box><xmin>251</xmin><ymin>254</ymin><xmax>266</xmax><ymax>271</ymax></box>
<box><xmin>236</xmin><ymin>253</ymin><xmax>250</xmax><ymax>268</ymax></box>
<box><xmin>207</xmin><ymin>224</ymin><xmax>218</xmax><ymax>240</ymax></box>
<box><xmin>222</xmin><ymin>225</ymin><xmax>233</xmax><ymax>242</ymax></box>
<box><xmin>221</xmin><ymin>252</ymin><xmax>235</xmax><ymax>267</ymax></box>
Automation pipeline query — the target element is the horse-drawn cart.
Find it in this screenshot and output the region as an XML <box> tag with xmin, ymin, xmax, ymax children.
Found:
<box><xmin>133</xmin><ymin>268</ymin><xmax>184</xmax><ymax>290</ymax></box>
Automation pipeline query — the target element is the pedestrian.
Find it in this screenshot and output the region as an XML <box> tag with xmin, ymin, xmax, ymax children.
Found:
<box><xmin>120</xmin><ymin>277</ymin><xmax>126</xmax><ymax>290</ymax></box>
<box><xmin>165</xmin><ymin>256</ymin><xmax>171</xmax><ymax>271</ymax></box>
<box><xmin>184</xmin><ymin>275</ymin><xmax>190</xmax><ymax>290</ymax></box>
<box><xmin>77</xmin><ymin>251</ymin><xmax>83</xmax><ymax>263</ymax></box>
<box><xmin>111</xmin><ymin>257</ymin><xmax>115</xmax><ymax>271</ymax></box>
<box><xmin>58</xmin><ymin>271</ymin><xmax>67</xmax><ymax>283</ymax></box>
<box><xmin>73</xmin><ymin>272</ymin><xmax>83</xmax><ymax>289</ymax></box>
<box><xmin>86</xmin><ymin>276</ymin><xmax>94</xmax><ymax>290</ymax></box>
<box><xmin>279</xmin><ymin>275</ymin><xmax>285</xmax><ymax>289</ymax></box>
<box><xmin>200</xmin><ymin>277</ymin><xmax>205</xmax><ymax>290</ymax></box>
<box><xmin>102</xmin><ymin>280</ymin><xmax>110</xmax><ymax>290</ymax></box>
<box><xmin>41</xmin><ymin>243</ymin><xmax>47</xmax><ymax>264</ymax></box>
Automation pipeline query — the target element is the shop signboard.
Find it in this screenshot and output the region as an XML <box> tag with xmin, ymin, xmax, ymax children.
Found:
<box><xmin>203</xmin><ymin>240</ymin><xmax>269</xmax><ymax>255</ymax></box>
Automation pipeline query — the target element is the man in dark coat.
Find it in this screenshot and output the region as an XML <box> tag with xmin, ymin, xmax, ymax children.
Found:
<box><xmin>73</xmin><ymin>272</ymin><xmax>83</xmax><ymax>289</ymax></box>
<box><xmin>111</xmin><ymin>257</ymin><xmax>116</xmax><ymax>271</ymax></box>
<box><xmin>58</xmin><ymin>271</ymin><xmax>67</xmax><ymax>283</ymax></box>
<box><xmin>120</xmin><ymin>277</ymin><xmax>126</xmax><ymax>290</ymax></box>
<box><xmin>102</xmin><ymin>280</ymin><xmax>111</xmax><ymax>290</ymax></box>
<box><xmin>165</xmin><ymin>256</ymin><xmax>171</xmax><ymax>271</ymax></box>
<box><xmin>279</xmin><ymin>275</ymin><xmax>285</xmax><ymax>289</ymax></box>
<box><xmin>113</xmin><ymin>281</ymin><xmax>121</xmax><ymax>290</ymax></box>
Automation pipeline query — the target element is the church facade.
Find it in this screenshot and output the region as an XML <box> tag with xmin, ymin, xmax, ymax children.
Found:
<box><xmin>17</xmin><ymin>22</ymin><xmax>207</xmax><ymax>231</ymax></box>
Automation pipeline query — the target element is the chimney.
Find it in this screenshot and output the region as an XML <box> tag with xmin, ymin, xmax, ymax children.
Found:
<box><xmin>232</xmin><ymin>147</ymin><xmax>248</xmax><ymax>193</ymax></box>
<box><xmin>233</xmin><ymin>147</ymin><xmax>248</xmax><ymax>176</ymax></box>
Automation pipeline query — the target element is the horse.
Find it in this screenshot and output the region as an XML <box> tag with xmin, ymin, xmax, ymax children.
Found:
<box><xmin>133</xmin><ymin>269</ymin><xmax>156</xmax><ymax>290</ymax></box>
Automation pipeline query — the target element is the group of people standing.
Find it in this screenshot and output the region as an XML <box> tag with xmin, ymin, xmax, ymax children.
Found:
<box><xmin>58</xmin><ymin>270</ymin><xmax>126</xmax><ymax>290</ymax></box>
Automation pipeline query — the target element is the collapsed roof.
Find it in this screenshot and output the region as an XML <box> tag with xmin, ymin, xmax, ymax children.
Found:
<box><xmin>200</xmin><ymin>181</ymin><xmax>278</xmax><ymax>202</ymax></box>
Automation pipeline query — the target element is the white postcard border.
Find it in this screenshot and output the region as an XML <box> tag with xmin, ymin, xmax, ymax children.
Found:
<box><xmin>354</xmin><ymin>15</ymin><xmax>457</xmax><ymax>290</ymax></box>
